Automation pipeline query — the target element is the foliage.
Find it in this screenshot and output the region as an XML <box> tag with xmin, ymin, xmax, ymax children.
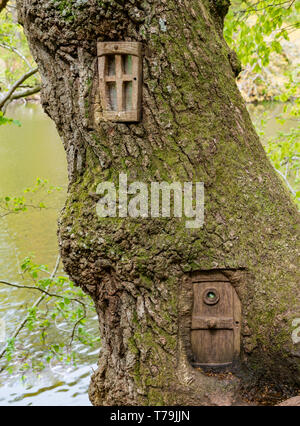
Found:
<box><xmin>0</xmin><ymin>3</ymin><xmax>98</xmax><ymax>377</ymax></box>
<box><xmin>225</xmin><ymin>0</ymin><xmax>300</xmax><ymax>72</ymax></box>
<box><xmin>0</xmin><ymin>178</ymin><xmax>61</xmax><ymax>218</ymax></box>
<box><xmin>0</xmin><ymin>4</ymin><xmax>34</xmax><ymax>83</ymax></box>
<box><xmin>225</xmin><ymin>0</ymin><xmax>300</xmax><ymax>204</ymax></box>
<box><xmin>0</xmin><ymin>2</ymin><xmax>40</xmax><ymax>118</ymax></box>
<box><xmin>0</xmin><ymin>110</ymin><xmax>20</xmax><ymax>126</ymax></box>
<box><xmin>253</xmin><ymin>108</ymin><xmax>299</xmax><ymax>203</ymax></box>
<box><xmin>1</xmin><ymin>256</ymin><xmax>99</xmax><ymax>374</ymax></box>
<box><xmin>0</xmin><ymin>181</ymin><xmax>99</xmax><ymax>376</ymax></box>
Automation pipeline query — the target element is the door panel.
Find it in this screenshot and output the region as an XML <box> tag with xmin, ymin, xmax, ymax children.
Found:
<box><xmin>191</xmin><ymin>279</ymin><xmax>241</xmax><ymax>367</ymax></box>
<box><xmin>191</xmin><ymin>329</ymin><xmax>234</xmax><ymax>365</ymax></box>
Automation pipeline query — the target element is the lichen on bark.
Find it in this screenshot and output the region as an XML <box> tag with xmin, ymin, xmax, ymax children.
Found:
<box><xmin>16</xmin><ymin>0</ymin><xmax>300</xmax><ymax>405</ymax></box>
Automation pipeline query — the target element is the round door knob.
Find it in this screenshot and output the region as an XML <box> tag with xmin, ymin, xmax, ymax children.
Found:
<box><xmin>206</xmin><ymin>319</ymin><xmax>217</xmax><ymax>329</ymax></box>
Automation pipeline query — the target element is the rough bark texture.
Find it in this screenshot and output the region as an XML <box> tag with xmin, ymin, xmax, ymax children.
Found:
<box><xmin>16</xmin><ymin>0</ymin><xmax>299</xmax><ymax>406</ymax></box>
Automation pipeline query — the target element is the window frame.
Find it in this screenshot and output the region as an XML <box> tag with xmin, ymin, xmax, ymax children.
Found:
<box><xmin>97</xmin><ymin>42</ymin><xmax>143</xmax><ymax>122</ymax></box>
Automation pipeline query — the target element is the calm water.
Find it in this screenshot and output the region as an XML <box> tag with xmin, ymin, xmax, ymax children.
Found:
<box><xmin>0</xmin><ymin>101</ymin><xmax>297</xmax><ymax>406</ymax></box>
<box><xmin>0</xmin><ymin>104</ymin><xmax>98</xmax><ymax>406</ymax></box>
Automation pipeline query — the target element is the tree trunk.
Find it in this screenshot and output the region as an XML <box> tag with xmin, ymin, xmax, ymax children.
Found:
<box><xmin>16</xmin><ymin>0</ymin><xmax>299</xmax><ymax>406</ymax></box>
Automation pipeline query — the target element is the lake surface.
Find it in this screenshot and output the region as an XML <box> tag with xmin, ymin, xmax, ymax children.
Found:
<box><xmin>0</xmin><ymin>101</ymin><xmax>297</xmax><ymax>406</ymax></box>
<box><xmin>0</xmin><ymin>104</ymin><xmax>98</xmax><ymax>406</ymax></box>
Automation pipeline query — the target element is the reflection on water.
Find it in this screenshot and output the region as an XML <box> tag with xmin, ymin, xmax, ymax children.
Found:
<box><xmin>247</xmin><ymin>102</ymin><xmax>297</xmax><ymax>137</ymax></box>
<box><xmin>0</xmin><ymin>104</ymin><xmax>98</xmax><ymax>406</ymax></box>
<box><xmin>0</xmin><ymin>364</ymin><xmax>97</xmax><ymax>406</ymax></box>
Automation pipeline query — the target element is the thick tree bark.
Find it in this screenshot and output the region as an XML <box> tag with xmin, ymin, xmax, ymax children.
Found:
<box><xmin>16</xmin><ymin>0</ymin><xmax>299</xmax><ymax>406</ymax></box>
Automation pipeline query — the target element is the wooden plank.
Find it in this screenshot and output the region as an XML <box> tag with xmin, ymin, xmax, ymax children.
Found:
<box><xmin>191</xmin><ymin>329</ymin><xmax>234</xmax><ymax>365</ymax></box>
<box><xmin>97</xmin><ymin>41</ymin><xmax>142</xmax><ymax>57</ymax></box>
<box><xmin>104</xmin><ymin>76</ymin><xmax>117</xmax><ymax>83</ymax></box>
<box><xmin>133</xmin><ymin>54</ymin><xmax>142</xmax><ymax>121</ymax></box>
<box><xmin>122</xmin><ymin>74</ymin><xmax>134</xmax><ymax>82</ymax></box>
<box><xmin>102</xmin><ymin>110</ymin><xmax>141</xmax><ymax>122</ymax></box>
<box><xmin>233</xmin><ymin>288</ymin><xmax>242</xmax><ymax>357</ymax></box>
<box><xmin>191</xmin><ymin>316</ymin><xmax>234</xmax><ymax>330</ymax></box>
<box><xmin>98</xmin><ymin>56</ymin><xmax>108</xmax><ymax>111</ymax></box>
<box><xmin>191</xmin><ymin>271</ymin><xmax>229</xmax><ymax>282</ymax></box>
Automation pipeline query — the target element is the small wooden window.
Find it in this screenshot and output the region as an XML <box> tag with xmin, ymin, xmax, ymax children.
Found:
<box><xmin>97</xmin><ymin>42</ymin><xmax>142</xmax><ymax>122</ymax></box>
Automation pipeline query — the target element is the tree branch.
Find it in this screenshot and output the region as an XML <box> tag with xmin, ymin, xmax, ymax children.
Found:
<box><xmin>0</xmin><ymin>255</ymin><xmax>89</xmax><ymax>364</ymax></box>
<box><xmin>1</xmin><ymin>84</ymin><xmax>41</xmax><ymax>114</ymax></box>
<box><xmin>0</xmin><ymin>0</ymin><xmax>9</xmax><ymax>13</ymax></box>
<box><xmin>0</xmin><ymin>67</ymin><xmax>38</xmax><ymax>110</ymax></box>
<box><xmin>275</xmin><ymin>168</ymin><xmax>297</xmax><ymax>197</ymax></box>
<box><xmin>0</xmin><ymin>255</ymin><xmax>61</xmax><ymax>363</ymax></box>
<box><xmin>288</xmin><ymin>0</ymin><xmax>296</xmax><ymax>9</ymax></box>
<box><xmin>6</xmin><ymin>85</ymin><xmax>41</xmax><ymax>101</ymax></box>
<box><xmin>236</xmin><ymin>1</ymin><xmax>294</xmax><ymax>16</ymax></box>
<box><xmin>0</xmin><ymin>278</ymin><xmax>87</xmax><ymax>310</ymax></box>
<box><xmin>0</xmin><ymin>42</ymin><xmax>32</xmax><ymax>69</ymax></box>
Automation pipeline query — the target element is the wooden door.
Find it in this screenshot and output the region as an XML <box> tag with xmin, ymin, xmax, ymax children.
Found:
<box><xmin>191</xmin><ymin>273</ymin><xmax>241</xmax><ymax>367</ymax></box>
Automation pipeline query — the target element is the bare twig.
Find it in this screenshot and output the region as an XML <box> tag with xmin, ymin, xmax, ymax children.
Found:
<box><xmin>288</xmin><ymin>0</ymin><xmax>296</xmax><ymax>9</ymax></box>
<box><xmin>275</xmin><ymin>168</ymin><xmax>297</xmax><ymax>196</ymax></box>
<box><xmin>69</xmin><ymin>310</ymin><xmax>87</xmax><ymax>347</ymax></box>
<box><xmin>0</xmin><ymin>201</ymin><xmax>47</xmax><ymax>219</ymax></box>
<box><xmin>6</xmin><ymin>86</ymin><xmax>41</xmax><ymax>100</ymax></box>
<box><xmin>0</xmin><ymin>279</ymin><xmax>87</xmax><ymax>311</ymax></box>
<box><xmin>0</xmin><ymin>67</ymin><xmax>38</xmax><ymax>110</ymax></box>
<box><xmin>237</xmin><ymin>1</ymin><xmax>293</xmax><ymax>15</ymax></box>
<box><xmin>0</xmin><ymin>43</ymin><xmax>32</xmax><ymax>69</ymax></box>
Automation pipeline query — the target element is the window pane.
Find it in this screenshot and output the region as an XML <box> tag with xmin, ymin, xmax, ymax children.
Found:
<box><xmin>123</xmin><ymin>55</ymin><xmax>132</xmax><ymax>74</ymax></box>
<box><xmin>124</xmin><ymin>81</ymin><xmax>133</xmax><ymax>111</ymax></box>
<box><xmin>107</xmin><ymin>55</ymin><xmax>116</xmax><ymax>76</ymax></box>
<box><xmin>107</xmin><ymin>82</ymin><xmax>117</xmax><ymax>111</ymax></box>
